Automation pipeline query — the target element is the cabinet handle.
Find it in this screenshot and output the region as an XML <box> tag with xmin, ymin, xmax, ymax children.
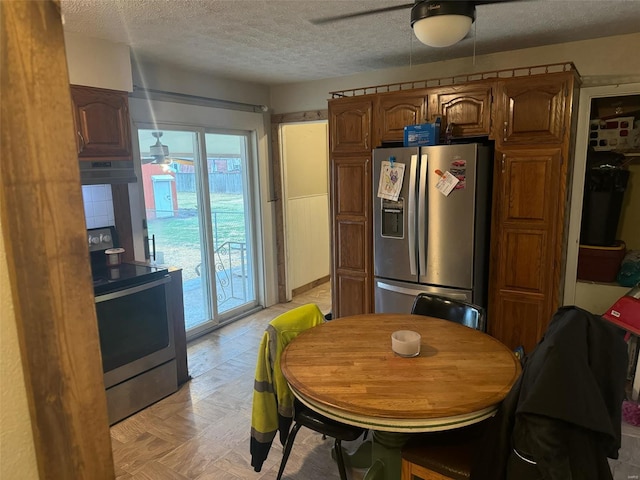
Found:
<box><xmin>77</xmin><ymin>131</ymin><xmax>85</xmax><ymax>153</ymax></box>
<box><xmin>501</xmin><ymin>153</ymin><xmax>506</xmax><ymax>173</ymax></box>
<box><xmin>503</xmin><ymin>121</ymin><xmax>508</xmax><ymax>143</ymax></box>
<box><xmin>364</xmin><ymin>132</ymin><xmax>369</xmax><ymax>151</ymax></box>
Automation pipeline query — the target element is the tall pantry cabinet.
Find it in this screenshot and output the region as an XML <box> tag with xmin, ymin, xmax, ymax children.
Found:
<box><xmin>329</xmin><ymin>97</ymin><xmax>374</xmax><ymax>317</ymax></box>
<box><xmin>489</xmin><ymin>72</ymin><xmax>578</xmax><ymax>353</ymax></box>
<box><xmin>328</xmin><ymin>65</ymin><xmax>579</xmax><ymax>353</ymax></box>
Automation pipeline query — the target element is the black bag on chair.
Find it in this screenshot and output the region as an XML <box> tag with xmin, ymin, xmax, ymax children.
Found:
<box><xmin>471</xmin><ymin>306</ymin><xmax>628</xmax><ymax>480</ymax></box>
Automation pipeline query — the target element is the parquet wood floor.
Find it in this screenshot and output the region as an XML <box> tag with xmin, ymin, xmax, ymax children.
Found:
<box><xmin>110</xmin><ymin>283</ymin><xmax>365</xmax><ymax>479</ymax></box>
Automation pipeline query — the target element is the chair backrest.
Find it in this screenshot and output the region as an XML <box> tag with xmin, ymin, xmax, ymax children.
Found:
<box><xmin>269</xmin><ymin>303</ymin><xmax>325</xmax><ymax>345</ymax></box>
<box><xmin>410</xmin><ymin>293</ymin><xmax>486</xmax><ymax>331</ymax></box>
<box><xmin>250</xmin><ymin>303</ymin><xmax>325</xmax><ymax>471</ymax></box>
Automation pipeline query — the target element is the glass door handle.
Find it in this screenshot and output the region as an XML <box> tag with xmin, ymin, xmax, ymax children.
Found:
<box><xmin>147</xmin><ymin>234</ymin><xmax>156</xmax><ymax>262</ymax></box>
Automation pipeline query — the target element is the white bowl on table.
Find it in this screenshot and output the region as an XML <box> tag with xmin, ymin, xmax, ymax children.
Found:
<box><xmin>391</xmin><ymin>330</ymin><xmax>421</xmax><ymax>357</ymax></box>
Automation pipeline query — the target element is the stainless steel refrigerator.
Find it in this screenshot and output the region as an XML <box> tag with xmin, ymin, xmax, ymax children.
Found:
<box><xmin>373</xmin><ymin>144</ymin><xmax>492</xmax><ymax>314</ymax></box>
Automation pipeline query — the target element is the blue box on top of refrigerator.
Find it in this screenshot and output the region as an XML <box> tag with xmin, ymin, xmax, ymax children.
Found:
<box><xmin>403</xmin><ymin>120</ymin><xmax>440</xmax><ymax>146</ymax></box>
<box><xmin>373</xmin><ymin>144</ymin><xmax>492</xmax><ymax>317</ymax></box>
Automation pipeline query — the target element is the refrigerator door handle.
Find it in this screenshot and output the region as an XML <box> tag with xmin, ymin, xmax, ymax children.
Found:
<box><xmin>376</xmin><ymin>281</ymin><xmax>428</xmax><ymax>298</ymax></box>
<box><xmin>418</xmin><ymin>153</ymin><xmax>428</xmax><ymax>275</ymax></box>
<box><xmin>376</xmin><ymin>281</ymin><xmax>469</xmax><ymax>301</ymax></box>
<box><xmin>408</xmin><ymin>154</ymin><xmax>418</xmax><ymax>275</ymax></box>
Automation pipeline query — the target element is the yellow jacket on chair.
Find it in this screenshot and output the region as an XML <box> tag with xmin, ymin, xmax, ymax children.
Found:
<box><xmin>250</xmin><ymin>303</ymin><xmax>325</xmax><ymax>472</ymax></box>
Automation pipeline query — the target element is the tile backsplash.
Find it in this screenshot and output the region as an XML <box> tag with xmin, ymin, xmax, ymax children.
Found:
<box><xmin>82</xmin><ymin>185</ymin><xmax>115</xmax><ymax>228</ymax></box>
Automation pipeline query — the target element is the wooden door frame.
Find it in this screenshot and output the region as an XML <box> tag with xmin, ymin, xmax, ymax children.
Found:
<box><xmin>1</xmin><ymin>1</ymin><xmax>115</xmax><ymax>477</ymax></box>
<box><xmin>270</xmin><ymin>110</ymin><xmax>328</xmax><ymax>303</ymax></box>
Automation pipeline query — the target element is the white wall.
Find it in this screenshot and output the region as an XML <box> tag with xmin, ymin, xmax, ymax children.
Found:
<box><xmin>270</xmin><ymin>33</ymin><xmax>640</xmax><ymax>113</ymax></box>
<box><xmin>281</xmin><ymin>123</ymin><xmax>330</xmax><ymax>293</ymax></box>
<box><xmin>283</xmin><ymin>123</ymin><xmax>328</xmax><ymax>198</ymax></box>
<box><xmin>131</xmin><ymin>60</ymin><xmax>269</xmax><ymax>107</ymax></box>
<box><xmin>64</xmin><ymin>31</ymin><xmax>132</xmax><ymax>91</ymax></box>
<box><xmin>0</xmin><ymin>228</ymin><xmax>39</xmax><ymax>479</ymax></box>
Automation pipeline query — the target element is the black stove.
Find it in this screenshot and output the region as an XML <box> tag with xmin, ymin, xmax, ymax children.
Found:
<box><xmin>87</xmin><ymin>226</ymin><xmax>176</xmax><ymax>426</ymax></box>
<box><xmin>88</xmin><ymin>226</ymin><xmax>168</xmax><ymax>296</ymax></box>
<box><xmin>92</xmin><ymin>263</ymin><xmax>170</xmax><ymax>296</ymax></box>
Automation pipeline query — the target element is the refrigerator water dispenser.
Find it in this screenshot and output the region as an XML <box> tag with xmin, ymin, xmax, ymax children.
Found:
<box><xmin>381</xmin><ymin>198</ymin><xmax>404</xmax><ymax>238</ymax></box>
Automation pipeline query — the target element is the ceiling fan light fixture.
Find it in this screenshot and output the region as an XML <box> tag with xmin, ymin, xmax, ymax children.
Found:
<box><xmin>411</xmin><ymin>1</ymin><xmax>476</xmax><ymax>48</ymax></box>
<box><xmin>150</xmin><ymin>131</ymin><xmax>170</xmax><ymax>164</ymax></box>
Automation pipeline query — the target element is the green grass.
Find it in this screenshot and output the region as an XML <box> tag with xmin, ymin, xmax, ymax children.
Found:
<box><xmin>147</xmin><ymin>192</ymin><xmax>247</xmax><ymax>281</ymax></box>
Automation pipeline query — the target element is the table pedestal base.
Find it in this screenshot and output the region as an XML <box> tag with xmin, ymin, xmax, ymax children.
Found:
<box><xmin>339</xmin><ymin>431</ymin><xmax>410</xmax><ymax>480</ymax></box>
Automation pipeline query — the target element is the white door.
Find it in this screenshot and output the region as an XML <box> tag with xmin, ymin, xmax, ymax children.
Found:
<box><xmin>152</xmin><ymin>176</ymin><xmax>174</xmax><ymax>218</ymax></box>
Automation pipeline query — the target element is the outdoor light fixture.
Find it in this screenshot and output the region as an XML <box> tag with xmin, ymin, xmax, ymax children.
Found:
<box><xmin>411</xmin><ymin>1</ymin><xmax>476</xmax><ymax>48</ymax></box>
<box><xmin>150</xmin><ymin>131</ymin><xmax>171</xmax><ymax>164</ymax></box>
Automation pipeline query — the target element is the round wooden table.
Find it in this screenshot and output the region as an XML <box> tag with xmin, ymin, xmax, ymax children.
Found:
<box><xmin>281</xmin><ymin>313</ymin><xmax>521</xmax><ymax>480</ymax></box>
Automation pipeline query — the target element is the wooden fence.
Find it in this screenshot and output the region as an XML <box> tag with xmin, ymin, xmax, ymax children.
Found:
<box><xmin>176</xmin><ymin>172</ymin><xmax>242</xmax><ymax>193</ymax></box>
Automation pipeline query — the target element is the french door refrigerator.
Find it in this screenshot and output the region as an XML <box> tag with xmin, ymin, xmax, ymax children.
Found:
<box><xmin>373</xmin><ymin>143</ymin><xmax>492</xmax><ymax>314</ymax></box>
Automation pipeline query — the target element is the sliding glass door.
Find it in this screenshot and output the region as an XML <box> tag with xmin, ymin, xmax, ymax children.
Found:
<box><xmin>138</xmin><ymin>127</ymin><xmax>258</xmax><ymax>337</ymax></box>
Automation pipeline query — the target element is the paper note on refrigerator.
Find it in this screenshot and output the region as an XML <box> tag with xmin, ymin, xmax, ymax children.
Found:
<box><xmin>377</xmin><ymin>160</ymin><xmax>405</xmax><ymax>201</ymax></box>
<box><xmin>435</xmin><ymin>170</ymin><xmax>459</xmax><ymax>196</ymax></box>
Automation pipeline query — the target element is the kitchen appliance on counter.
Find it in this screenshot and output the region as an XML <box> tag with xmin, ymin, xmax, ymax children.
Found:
<box><xmin>373</xmin><ymin>144</ymin><xmax>492</xmax><ymax>317</ymax></box>
<box><xmin>88</xmin><ymin>226</ymin><xmax>177</xmax><ymax>425</ymax></box>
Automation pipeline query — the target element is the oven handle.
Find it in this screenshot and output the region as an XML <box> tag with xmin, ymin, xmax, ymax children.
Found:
<box><xmin>95</xmin><ymin>275</ymin><xmax>171</xmax><ymax>303</ymax></box>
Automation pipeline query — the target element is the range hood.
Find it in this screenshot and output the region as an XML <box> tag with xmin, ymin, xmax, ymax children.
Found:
<box><xmin>79</xmin><ymin>159</ymin><xmax>138</xmax><ymax>185</ymax></box>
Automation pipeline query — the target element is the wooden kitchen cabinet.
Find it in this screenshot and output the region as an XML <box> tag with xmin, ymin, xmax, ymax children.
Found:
<box><xmin>488</xmin><ymin>147</ymin><xmax>564</xmax><ymax>352</ymax></box>
<box><xmin>70</xmin><ymin>84</ymin><xmax>133</xmax><ymax>160</ymax></box>
<box><xmin>329</xmin><ymin>96</ymin><xmax>374</xmax><ymax>318</ymax></box>
<box><xmin>329</xmin><ymin>97</ymin><xmax>372</xmax><ymax>154</ymax></box>
<box><xmin>327</xmin><ymin>66</ymin><xmax>579</xmax><ymax>351</ymax></box>
<box><xmin>374</xmin><ymin>91</ymin><xmax>427</xmax><ymax>146</ymax></box>
<box><xmin>494</xmin><ymin>73</ymin><xmax>571</xmax><ymax>146</ymax></box>
<box><xmin>427</xmin><ymin>82</ymin><xmax>493</xmax><ymax>138</ymax></box>
<box><xmin>488</xmin><ymin>70</ymin><xmax>578</xmax><ymax>352</ymax></box>
<box><xmin>330</xmin><ymin>154</ymin><xmax>372</xmax><ymax>317</ymax></box>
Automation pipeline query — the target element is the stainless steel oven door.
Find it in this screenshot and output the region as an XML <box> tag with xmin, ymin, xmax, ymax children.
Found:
<box><xmin>95</xmin><ymin>275</ymin><xmax>174</xmax><ymax>389</ymax></box>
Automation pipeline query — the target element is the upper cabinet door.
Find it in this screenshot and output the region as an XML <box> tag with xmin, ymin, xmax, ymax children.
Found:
<box><xmin>496</xmin><ymin>74</ymin><xmax>572</xmax><ymax>146</ymax></box>
<box><xmin>70</xmin><ymin>85</ymin><xmax>133</xmax><ymax>161</ymax></box>
<box><xmin>329</xmin><ymin>97</ymin><xmax>373</xmax><ymax>154</ymax></box>
<box><xmin>427</xmin><ymin>83</ymin><xmax>493</xmax><ymax>138</ymax></box>
<box><xmin>374</xmin><ymin>91</ymin><xmax>427</xmax><ymax>146</ymax></box>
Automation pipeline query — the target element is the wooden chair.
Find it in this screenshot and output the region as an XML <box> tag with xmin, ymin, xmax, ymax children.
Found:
<box><xmin>400</xmin><ymin>425</ymin><xmax>483</xmax><ymax>480</ymax></box>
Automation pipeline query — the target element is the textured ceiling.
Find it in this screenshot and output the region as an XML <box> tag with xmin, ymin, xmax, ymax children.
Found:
<box><xmin>60</xmin><ymin>0</ymin><xmax>640</xmax><ymax>86</ymax></box>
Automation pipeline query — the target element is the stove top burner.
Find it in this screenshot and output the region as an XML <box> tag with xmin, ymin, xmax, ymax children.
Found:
<box><xmin>92</xmin><ymin>263</ymin><xmax>169</xmax><ymax>296</ymax></box>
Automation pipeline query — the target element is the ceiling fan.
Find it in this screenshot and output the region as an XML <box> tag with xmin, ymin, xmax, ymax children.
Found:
<box><xmin>311</xmin><ymin>0</ymin><xmax>515</xmax><ymax>48</ymax></box>
<box><xmin>140</xmin><ymin>131</ymin><xmax>192</xmax><ymax>167</ymax></box>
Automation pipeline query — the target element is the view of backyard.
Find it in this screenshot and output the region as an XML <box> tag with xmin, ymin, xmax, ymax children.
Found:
<box><xmin>139</xmin><ymin>128</ymin><xmax>256</xmax><ymax>331</ymax></box>
<box><xmin>147</xmin><ymin>191</ymin><xmax>251</xmax><ymax>329</ymax></box>
<box><xmin>148</xmin><ymin>191</ymin><xmax>245</xmax><ymax>283</ymax></box>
